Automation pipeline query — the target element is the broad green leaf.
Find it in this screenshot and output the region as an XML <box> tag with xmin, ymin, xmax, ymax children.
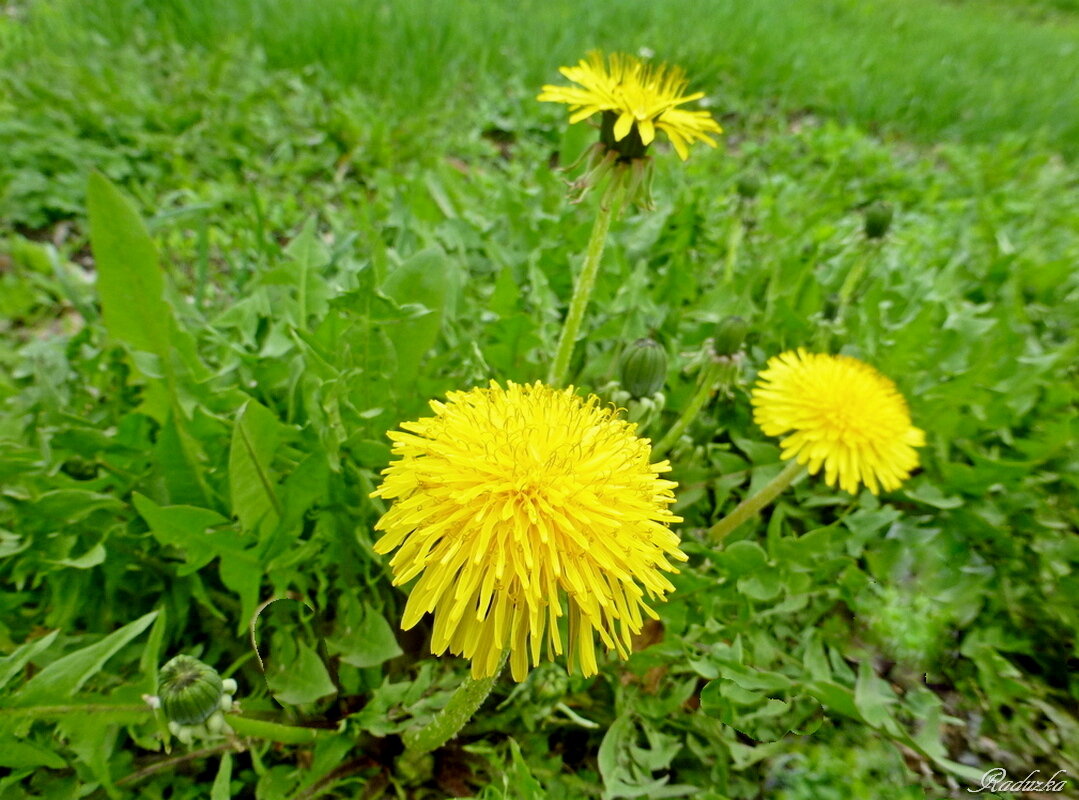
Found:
<box><xmin>0</xmin><ymin>739</ymin><xmax>67</xmax><ymax>770</ymax></box>
<box><xmin>718</xmin><ymin>663</ymin><xmax>792</xmax><ymax>693</ymax></box>
<box><xmin>228</xmin><ymin>399</ymin><xmax>284</xmax><ymax>533</ymax></box>
<box><xmin>804</xmin><ymin>680</ymin><xmax>863</xmax><ymax>723</ymax></box>
<box><xmin>698</xmin><ymin>680</ymin><xmax>730</xmax><ymax>720</ymax></box>
<box><xmin>28</xmin><ymin>490</ymin><xmax>124</xmax><ymax>526</ymax></box>
<box><xmin>266</xmin><ymin>641</ymin><xmax>336</xmax><ymax>706</ymax></box>
<box><xmin>505</xmin><ymin>738</ymin><xmax>546</xmax><ymax>799</ymax></box>
<box><xmin>56</xmin><ymin>712</ymin><xmax>122</xmax><ymax>797</ymax></box>
<box><xmin>132</xmin><ymin>493</ymin><xmax>232</xmax><ymax>570</ymax></box>
<box><xmin>719</xmin><ymin>541</ymin><xmax>768</xmax><ymax>576</ymax></box>
<box><xmin>86</xmin><ymin>172</ymin><xmax>171</xmax><ymax>359</ymax></box>
<box><xmin>295</xmin><ymin>736</ymin><xmax>356</xmax><ymax>794</ymax></box>
<box><xmin>327</xmin><ymin>601</ymin><xmax>402</xmax><ymax>669</ymax></box>
<box><xmin>138</xmin><ymin>607</ymin><xmax>168</xmax><ymax>694</ymax></box>
<box><xmin>153</xmin><ymin>410</ymin><xmax>211</xmax><ymax>507</ymax></box>
<box><xmin>49</xmin><ymin>542</ymin><xmax>106</xmax><ymax>570</ymax></box>
<box><xmin>801</xmin><ymin>633</ymin><xmax>831</xmax><ymax>682</ymax></box>
<box><xmin>0</xmin><ymin>629</ymin><xmax>59</xmax><ymax>692</ymax></box>
<box><xmin>219</xmin><ymin>548</ymin><xmax>263</xmax><ymax>636</ymax></box>
<box><xmin>11</xmin><ymin>610</ymin><xmax>158</xmax><ymax>706</ymax></box>
<box><xmin>285</xmin><ymin>216</ymin><xmax>331</xmax><ymax>327</ymax></box>
<box><xmin>488</xmin><ymin>265</ymin><xmax>521</xmax><ymax>315</ymax></box>
<box><xmin>854</xmin><ymin>660</ymin><xmax>897</xmax><ymax>730</ymax></box>
<box><xmin>260</xmin><ymin>450</ymin><xmax>330</xmax><ymax>566</ymax></box>
<box><xmin>212</xmin><ymin>752</ymin><xmax>233</xmax><ymax>800</ymax></box>
<box><xmin>597</xmin><ymin>714</ymin><xmax>633</xmax><ymax>792</ymax></box>
<box><xmin>380</xmin><ymin>247</ymin><xmax>456</xmax><ymax>378</ymax></box>
<box><xmin>737</xmin><ymin>571</ymin><xmax>783</xmax><ymax>601</ymax></box>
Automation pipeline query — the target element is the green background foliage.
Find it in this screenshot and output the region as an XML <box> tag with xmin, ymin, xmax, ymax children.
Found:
<box><xmin>1</xmin><ymin>0</ymin><xmax>1077</xmax><ymax>797</ymax></box>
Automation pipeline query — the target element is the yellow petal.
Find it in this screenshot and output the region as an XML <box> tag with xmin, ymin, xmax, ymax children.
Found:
<box><xmin>638</xmin><ymin>117</ymin><xmax>655</xmax><ymax>145</ymax></box>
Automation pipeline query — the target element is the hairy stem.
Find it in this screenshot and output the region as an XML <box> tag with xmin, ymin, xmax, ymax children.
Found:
<box><xmin>652</xmin><ymin>359</ymin><xmax>724</xmax><ymax>459</ymax></box>
<box><xmin>402</xmin><ymin>658</ymin><xmax>506</xmax><ymax>756</ymax></box>
<box><xmin>547</xmin><ymin>196</ymin><xmax>617</xmax><ymax>387</ymax></box>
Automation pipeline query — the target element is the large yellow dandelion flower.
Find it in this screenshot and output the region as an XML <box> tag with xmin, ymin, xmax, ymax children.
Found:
<box><xmin>751</xmin><ymin>350</ymin><xmax>925</xmax><ymax>495</ymax></box>
<box><xmin>371</xmin><ymin>381</ymin><xmax>686</xmax><ymax>682</ymax></box>
<box><xmin>538</xmin><ymin>51</ymin><xmax>722</xmax><ymax>160</ymax></box>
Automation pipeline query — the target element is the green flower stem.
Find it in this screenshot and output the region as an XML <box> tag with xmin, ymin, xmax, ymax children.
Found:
<box><xmin>0</xmin><ymin>703</ymin><xmax>331</xmax><ymax>745</ymax></box>
<box><xmin>547</xmin><ymin>195</ymin><xmax>618</xmax><ymax>387</ymax></box>
<box><xmin>0</xmin><ymin>703</ymin><xmax>147</xmax><ymax>719</ymax></box>
<box><xmin>225</xmin><ymin>714</ymin><xmax>333</xmax><ymax>744</ymax></box>
<box><xmin>402</xmin><ymin>657</ymin><xmax>506</xmax><ymax>756</ymax></box>
<box><xmin>708</xmin><ymin>460</ymin><xmax>806</xmax><ymax>541</ymax></box>
<box><xmin>651</xmin><ymin>359</ymin><xmax>724</xmax><ymax>459</ymax></box>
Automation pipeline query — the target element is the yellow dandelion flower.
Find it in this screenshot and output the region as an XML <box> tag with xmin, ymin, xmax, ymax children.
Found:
<box><xmin>751</xmin><ymin>350</ymin><xmax>925</xmax><ymax>495</ymax></box>
<box><xmin>371</xmin><ymin>380</ymin><xmax>686</xmax><ymax>682</ymax></box>
<box><xmin>538</xmin><ymin>50</ymin><xmax>722</xmax><ymax>161</ymax></box>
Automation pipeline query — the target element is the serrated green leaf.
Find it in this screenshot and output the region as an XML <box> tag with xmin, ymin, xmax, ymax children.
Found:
<box><xmin>505</xmin><ymin>738</ymin><xmax>546</xmax><ymax>799</ymax></box>
<box><xmin>0</xmin><ymin>739</ymin><xmax>67</xmax><ymax>770</ymax></box>
<box><xmin>0</xmin><ymin>630</ymin><xmax>59</xmax><ymax>692</ymax></box>
<box><xmin>211</xmin><ymin>752</ymin><xmax>233</xmax><ymax>800</ymax></box>
<box><xmin>380</xmin><ymin>247</ymin><xmax>456</xmax><ymax>379</ymax></box>
<box><xmin>11</xmin><ymin>610</ymin><xmax>158</xmax><ymax>706</ymax></box>
<box><xmin>229</xmin><ymin>399</ymin><xmax>284</xmax><ymax>533</ymax></box>
<box><xmin>854</xmin><ymin>660</ymin><xmax>897</xmax><ymax>730</ymax></box>
<box><xmin>285</xmin><ymin>216</ymin><xmax>331</xmax><ymax>327</ymax></box>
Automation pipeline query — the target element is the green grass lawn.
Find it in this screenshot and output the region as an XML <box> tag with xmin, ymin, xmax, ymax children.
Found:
<box><xmin>1</xmin><ymin>0</ymin><xmax>1077</xmax><ymax>798</ymax></box>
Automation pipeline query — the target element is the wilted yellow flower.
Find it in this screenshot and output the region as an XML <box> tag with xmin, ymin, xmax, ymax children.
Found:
<box><xmin>751</xmin><ymin>350</ymin><xmax>925</xmax><ymax>495</ymax></box>
<box><xmin>371</xmin><ymin>381</ymin><xmax>686</xmax><ymax>681</ymax></box>
<box><xmin>538</xmin><ymin>51</ymin><xmax>722</xmax><ymax>160</ymax></box>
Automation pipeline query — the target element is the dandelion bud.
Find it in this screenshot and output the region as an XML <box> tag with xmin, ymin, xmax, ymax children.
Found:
<box><xmin>864</xmin><ymin>201</ymin><xmax>893</xmax><ymax>239</ymax></box>
<box><xmin>620</xmin><ymin>338</ymin><xmax>668</xmax><ymax>398</ymax></box>
<box><xmin>712</xmin><ymin>316</ymin><xmax>749</xmax><ymax>357</ymax></box>
<box><xmin>157</xmin><ymin>655</ymin><xmax>227</xmax><ymax>726</ymax></box>
<box><xmin>735</xmin><ymin>172</ymin><xmax>762</xmax><ymax>200</ymax></box>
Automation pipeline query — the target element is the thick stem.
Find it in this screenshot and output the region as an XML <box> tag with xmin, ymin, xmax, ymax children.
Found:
<box><xmin>402</xmin><ymin>659</ymin><xmax>506</xmax><ymax>756</ymax></box>
<box><xmin>547</xmin><ymin>195</ymin><xmax>618</xmax><ymax>387</ymax></box>
<box><xmin>651</xmin><ymin>359</ymin><xmax>724</xmax><ymax>459</ymax></box>
<box><xmin>708</xmin><ymin>460</ymin><xmax>806</xmax><ymax>541</ymax></box>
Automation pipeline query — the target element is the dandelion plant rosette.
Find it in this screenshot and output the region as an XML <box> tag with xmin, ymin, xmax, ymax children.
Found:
<box><xmin>371</xmin><ymin>380</ymin><xmax>686</xmax><ymax>682</ymax></box>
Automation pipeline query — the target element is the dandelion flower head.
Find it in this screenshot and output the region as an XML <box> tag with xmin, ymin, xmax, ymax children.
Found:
<box><xmin>371</xmin><ymin>381</ymin><xmax>686</xmax><ymax>681</ymax></box>
<box><xmin>751</xmin><ymin>350</ymin><xmax>925</xmax><ymax>495</ymax></box>
<box><xmin>538</xmin><ymin>51</ymin><xmax>722</xmax><ymax>160</ymax></box>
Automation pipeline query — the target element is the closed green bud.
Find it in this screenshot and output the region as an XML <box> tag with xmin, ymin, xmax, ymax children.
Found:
<box><xmin>620</xmin><ymin>338</ymin><xmax>667</xmax><ymax>398</ymax></box>
<box><xmin>864</xmin><ymin>201</ymin><xmax>893</xmax><ymax>239</ymax></box>
<box><xmin>158</xmin><ymin>655</ymin><xmax>225</xmax><ymax>726</ymax></box>
<box><xmin>736</xmin><ymin>172</ymin><xmax>762</xmax><ymax>200</ymax></box>
<box><xmin>712</xmin><ymin>316</ymin><xmax>749</xmax><ymax>357</ymax></box>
